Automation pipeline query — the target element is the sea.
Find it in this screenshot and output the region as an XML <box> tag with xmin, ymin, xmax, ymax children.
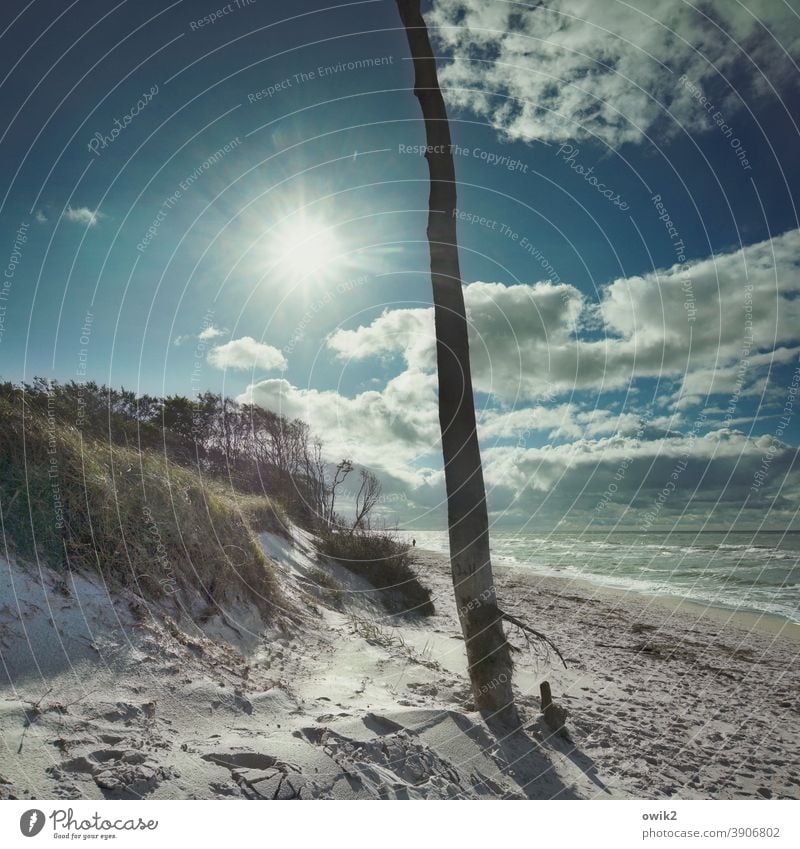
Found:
<box><xmin>399</xmin><ymin>529</ymin><xmax>800</xmax><ymax>623</ymax></box>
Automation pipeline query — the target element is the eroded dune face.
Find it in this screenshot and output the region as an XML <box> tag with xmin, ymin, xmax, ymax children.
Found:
<box><xmin>2</xmin><ymin>530</ymin><xmax>798</xmax><ymax>801</ymax></box>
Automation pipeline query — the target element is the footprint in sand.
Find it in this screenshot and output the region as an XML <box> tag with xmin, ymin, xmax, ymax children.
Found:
<box><xmin>50</xmin><ymin>748</ymin><xmax>178</xmax><ymax>798</ymax></box>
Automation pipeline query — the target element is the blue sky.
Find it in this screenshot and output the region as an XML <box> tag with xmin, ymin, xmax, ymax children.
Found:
<box><xmin>1</xmin><ymin>0</ymin><xmax>799</xmax><ymax>530</ymax></box>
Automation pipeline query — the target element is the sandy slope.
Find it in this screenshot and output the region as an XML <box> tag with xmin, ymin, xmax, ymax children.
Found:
<box><xmin>0</xmin><ymin>529</ymin><xmax>797</xmax><ymax>800</ymax></box>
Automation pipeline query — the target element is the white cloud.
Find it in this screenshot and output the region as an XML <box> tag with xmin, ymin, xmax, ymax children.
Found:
<box><xmin>327</xmin><ymin>306</ymin><xmax>435</xmax><ymax>368</ymax></box>
<box><xmin>174</xmin><ymin>325</ymin><xmax>226</xmax><ymax>347</ymax></box>
<box><xmin>328</xmin><ymin>280</ymin><xmax>587</xmax><ymax>400</ymax></box>
<box><xmin>35</xmin><ymin>210</ymin><xmax>47</xmax><ymax>223</ymax></box>
<box><xmin>63</xmin><ymin>205</ymin><xmax>104</xmax><ymax>227</ymax></box>
<box><xmin>429</xmin><ymin>0</ymin><xmax>800</xmax><ymax>147</ymax></box>
<box><xmin>238</xmin><ymin>371</ymin><xmax>439</xmax><ymax>483</ymax></box>
<box><xmin>486</xmin><ymin>428</ymin><xmax>768</xmax><ymax>493</ymax></box>
<box><xmin>327</xmin><ymin>229</ymin><xmax>800</xmax><ymax>405</ymax></box>
<box><xmin>476</xmin><ymin>402</ymin><xmax>667</xmax><ymax>442</ymax></box>
<box><xmin>479</xmin><ymin>403</ymin><xmax>581</xmax><ymax>441</ymax></box>
<box><xmin>207</xmin><ymin>337</ymin><xmax>288</xmax><ymax>372</ymax></box>
<box><xmin>198</xmin><ymin>325</ymin><xmax>225</xmax><ymax>342</ymax></box>
<box><xmin>235</xmin><ymin>362</ymin><xmax>799</xmax><ymax>523</ymax></box>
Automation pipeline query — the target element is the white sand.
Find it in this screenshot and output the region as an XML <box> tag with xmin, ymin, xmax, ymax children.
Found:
<box><xmin>0</xmin><ymin>530</ymin><xmax>797</xmax><ymax>800</ymax></box>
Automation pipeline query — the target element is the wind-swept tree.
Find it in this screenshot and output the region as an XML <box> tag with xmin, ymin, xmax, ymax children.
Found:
<box><xmin>394</xmin><ymin>0</ymin><xmax>517</xmax><ymax>722</ymax></box>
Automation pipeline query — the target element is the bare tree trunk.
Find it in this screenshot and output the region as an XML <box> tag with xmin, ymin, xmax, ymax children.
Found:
<box><xmin>394</xmin><ymin>0</ymin><xmax>517</xmax><ymax>723</ymax></box>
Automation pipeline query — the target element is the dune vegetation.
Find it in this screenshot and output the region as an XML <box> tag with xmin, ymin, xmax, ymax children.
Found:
<box><xmin>0</xmin><ymin>379</ymin><xmax>430</xmax><ymax>618</ymax></box>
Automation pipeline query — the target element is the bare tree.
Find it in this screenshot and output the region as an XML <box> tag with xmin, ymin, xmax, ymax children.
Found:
<box><xmin>394</xmin><ymin>0</ymin><xmax>517</xmax><ymax>722</ymax></box>
<box><xmin>352</xmin><ymin>469</ymin><xmax>381</xmax><ymax>534</ymax></box>
<box><xmin>327</xmin><ymin>458</ymin><xmax>353</xmax><ymax>529</ymax></box>
<box><xmin>303</xmin><ymin>436</ymin><xmax>328</xmax><ymax>526</ymax></box>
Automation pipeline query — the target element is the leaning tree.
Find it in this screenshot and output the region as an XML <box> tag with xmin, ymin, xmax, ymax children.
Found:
<box><xmin>394</xmin><ymin>0</ymin><xmax>517</xmax><ymax>722</ymax></box>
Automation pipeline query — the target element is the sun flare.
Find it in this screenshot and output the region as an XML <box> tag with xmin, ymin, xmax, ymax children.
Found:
<box><xmin>270</xmin><ymin>215</ymin><xmax>343</xmax><ymax>282</ymax></box>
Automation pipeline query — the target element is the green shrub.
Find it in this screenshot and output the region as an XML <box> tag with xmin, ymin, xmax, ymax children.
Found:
<box><xmin>317</xmin><ymin>530</ymin><xmax>434</xmax><ymax>616</ymax></box>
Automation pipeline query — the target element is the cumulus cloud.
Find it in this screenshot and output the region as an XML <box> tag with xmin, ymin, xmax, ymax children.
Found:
<box><xmin>235</xmin><ymin>364</ymin><xmax>799</xmax><ymax>524</ymax></box>
<box><xmin>63</xmin><ymin>205</ymin><xmax>104</xmax><ymax>227</ymax></box>
<box><xmin>428</xmin><ymin>0</ymin><xmax>800</xmax><ymax>147</ymax></box>
<box><xmin>208</xmin><ymin>337</ymin><xmax>288</xmax><ymax>372</ymax></box>
<box><xmin>327</xmin><ymin>306</ymin><xmax>436</xmax><ymax>369</ymax></box>
<box><xmin>238</xmin><ymin>370</ymin><xmax>440</xmax><ymax>482</ymax></box>
<box><xmin>230</xmin><ymin>228</ymin><xmax>800</xmax><ymax>526</ymax></box>
<box><xmin>328</xmin><ymin>229</ymin><xmax>800</xmax><ymax>406</ymax></box>
<box><xmin>478</xmin><ymin>403</ymin><xmax>581</xmax><ymax>441</ymax></box>
<box><xmin>486</xmin><ymin>428</ymin><xmax>776</xmax><ymax>493</ymax></box>
<box><xmin>479</xmin><ymin>405</ymin><xmax>679</xmax><ymax>443</ymax></box>
<box><xmin>600</xmin><ymin>228</ymin><xmax>800</xmax><ymax>406</ymax></box>
<box><xmin>328</xmin><ymin>280</ymin><xmax>588</xmax><ymax>399</ymax></box>
<box><xmin>307</xmin><ymin>229</ymin><xmax>800</xmax><ymax>524</ymax></box>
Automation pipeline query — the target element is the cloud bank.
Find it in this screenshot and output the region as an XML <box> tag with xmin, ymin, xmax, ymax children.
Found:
<box><xmin>240</xmin><ymin>230</ymin><xmax>800</xmax><ymax>527</ymax></box>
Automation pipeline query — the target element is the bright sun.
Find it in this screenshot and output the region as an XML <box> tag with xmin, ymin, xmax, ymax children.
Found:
<box><xmin>271</xmin><ymin>215</ymin><xmax>343</xmax><ymax>282</ymax></box>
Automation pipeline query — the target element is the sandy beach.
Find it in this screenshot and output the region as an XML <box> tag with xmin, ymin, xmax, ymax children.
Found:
<box><xmin>1</xmin><ymin>529</ymin><xmax>798</xmax><ymax>800</ymax></box>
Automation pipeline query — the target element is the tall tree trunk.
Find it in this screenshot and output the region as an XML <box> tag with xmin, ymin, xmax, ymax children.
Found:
<box><xmin>394</xmin><ymin>0</ymin><xmax>517</xmax><ymax>723</ymax></box>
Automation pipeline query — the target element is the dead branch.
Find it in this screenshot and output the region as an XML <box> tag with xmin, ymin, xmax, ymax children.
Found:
<box><xmin>499</xmin><ymin>608</ymin><xmax>568</xmax><ymax>669</ymax></box>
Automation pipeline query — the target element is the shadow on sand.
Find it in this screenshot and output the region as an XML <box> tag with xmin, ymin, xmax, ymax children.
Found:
<box><xmin>483</xmin><ymin>714</ymin><xmax>611</xmax><ymax>799</ymax></box>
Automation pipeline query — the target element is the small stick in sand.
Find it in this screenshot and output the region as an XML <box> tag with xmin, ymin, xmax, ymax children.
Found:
<box><xmin>540</xmin><ymin>680</ymin><xmax>570</xmax><ymax>739</ymax></box>
<box><xmin>18</xmin><ymin>686</ymin><xmax>53</xmax><ymax>753</ymax></box>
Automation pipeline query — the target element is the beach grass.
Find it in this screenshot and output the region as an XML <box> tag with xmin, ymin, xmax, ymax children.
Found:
<box><xmin>0</xmin><ymin>395</ymin><xmax>281</xmax><ymax>612</ymax></box>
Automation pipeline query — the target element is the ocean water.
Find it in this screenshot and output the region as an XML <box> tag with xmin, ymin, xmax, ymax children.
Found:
<box><xmin>400</xmin><ymin>529</ymin><xmax>800</xmax><ymax>623</ymax></box>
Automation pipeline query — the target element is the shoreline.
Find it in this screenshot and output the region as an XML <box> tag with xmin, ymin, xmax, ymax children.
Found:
<box><xmin>495</xmin><ymin>560</ymin><xmax>800</xmax><ymax>643</ymax></box>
